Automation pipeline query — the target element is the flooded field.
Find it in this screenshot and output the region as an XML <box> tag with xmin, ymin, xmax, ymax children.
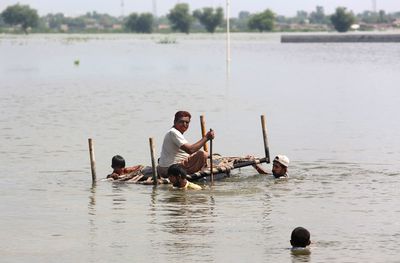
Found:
<box><xmin>1</xmin><ymin>33</ymin><xmax>400</xmax><ymax>262</ymax></box>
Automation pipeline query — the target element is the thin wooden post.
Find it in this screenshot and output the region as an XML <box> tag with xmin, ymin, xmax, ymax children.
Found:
<box><xmin>209</xmin><ymin>129</ymin><xmax>214</xmax><ymax>184</ymax></box>
<box><xmin>226</xmin><ymin>0</ymin><xmax>231</xmax><ymax>64</ymax></box>
<box><xmin>88</xmin><ymin>138</ymin><xmax>97</xmax><ymax>182</ymax></box>
<box><xmin>200</xmin><ymin>115</ymin><xmax>208</xmax><ymax>152</ymax></box>
<box><xmin>149</xmin><ymin>137</ymin><xmax>158</xmax><ymax>185</ymax></box>
<box><xmin>260</xmin><ymin>115</ymin><xmax>271</xmax><ymax>163</ymax></box>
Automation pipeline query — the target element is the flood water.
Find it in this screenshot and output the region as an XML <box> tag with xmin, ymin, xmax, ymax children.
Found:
<box><xmin>1</xmin><ymin>33</ymin><xmax>400</xmax><ymax>262</ymax></box>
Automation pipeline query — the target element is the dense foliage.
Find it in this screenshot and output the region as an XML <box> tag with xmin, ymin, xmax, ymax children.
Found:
<box><xmin>248</xmin><ymin>9</ymin><xmax>275</xmax><ymax>32</ymax></box>
<box><xmin>193</xmin><ymin>7</ymin><xmax>224</xmax><ymax>33</ymax></box>
<box><xmin>1</xmin><ymin>4</ymin><xmax>39</xmax><ymax>33</ymax></box>
<box><xmin>331</xmin><ymin>7</ymin><xmax>356</xmax><ymax>32</ymax></box>
<box><xmin>1</xmin><ymin>3</ymin><xmax>400</xmax><ymax>34</ymax></box>
<box><xmin>167</xmin><ymin>3</ymin><xmax>193</xmax><ymax>33</ymax></box>
<box><xmin>125</xmin><ymin>13</ymin><xmax>154</xmax><ymax>33</ymax></box>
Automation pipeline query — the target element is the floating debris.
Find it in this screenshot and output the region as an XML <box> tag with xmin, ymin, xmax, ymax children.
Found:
<box><xmin>157</xmin><ymin>36</ymin><xmax>177</xmax><ymax>44</ymax></box>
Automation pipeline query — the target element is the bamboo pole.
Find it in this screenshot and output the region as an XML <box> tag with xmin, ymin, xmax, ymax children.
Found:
<box><xmin>88</xmin><ymin>138</ymin><xmax>97</xmax><ymax>183</ymax></box>
<box><xmin>188</xmin><ymin>157</ymin><xmax>267</xmax><ymax>180</ymax></box>
<box><xmin>149</xmin><ymin>137</ymin><xmax>158</xmax><ymax>185</ymax></box>
<box><xmin>209</xmin><ymin>129</ymin><xmax>214</xmax><ymax>184</ymax></box>
<box><xmin>260</xmin><ymin>115</ymin><xmax>271</xmax><ymax>163</ymax></box>
<box><xmin>200</xmin><ymin>115</ymin><xmax>208</xmax><ymax>152</ymax></box>
<box><xmin>226</xmin><ymin>0</ymin><xmax>231</xmax><ymax>64</ymax></box>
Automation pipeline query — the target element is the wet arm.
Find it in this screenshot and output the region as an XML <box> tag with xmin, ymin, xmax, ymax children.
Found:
<box><xmin>253</xmin><ymin>164</ymin><xmax>269</xmax><ymax>174</ymax></box>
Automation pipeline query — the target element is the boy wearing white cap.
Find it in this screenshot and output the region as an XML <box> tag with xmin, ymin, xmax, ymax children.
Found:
<box><xmin>253</xmin><ymin>155</ymin><xmax>289</xmax><ymax>178</ymax></box>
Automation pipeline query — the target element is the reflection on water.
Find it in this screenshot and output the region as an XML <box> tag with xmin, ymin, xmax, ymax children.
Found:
<box><xmin>88</xmin><ymin>185</ymin><xmax>98</xmax><ymax>260</ymax></box>
<box><xmin>110</xmin><ymin>184</ymin><xmax>128</xmax><ymax>212</ymax></box>
<box><xmin>291</xmin><ymin>253</ymin><xmax>311</xmax><ymax>263</ymax></box>
<box><xmin>161</xmin><ymin>191</ymin><xmax>215</xmax><ymax>234</ymax></box>
<box><xmin>156</xmin><ymin>191</ymin><xmax>216</xmax><ymax>261</ymax></box>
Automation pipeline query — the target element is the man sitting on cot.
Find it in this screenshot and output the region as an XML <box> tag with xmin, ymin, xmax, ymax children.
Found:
<box><xmin>253</xmin><ymin>155</ymin><xmax>289</xmax><ymax>178</ymax></box>
<box><xmin>157</xmin><ymin>111</ymin><xmax>215</xmax><ymax>178</ymax></box>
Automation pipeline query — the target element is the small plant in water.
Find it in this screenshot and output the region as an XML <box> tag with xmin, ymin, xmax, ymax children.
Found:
<box><xmin>74</xmin><ymin>59</ymin><xmax>80</xmax><ymax>66</ymax></box>
<box><xmin>157</xmin><ymin>36</ymin><xmax>177</xmax><ymax>44</ymax></box>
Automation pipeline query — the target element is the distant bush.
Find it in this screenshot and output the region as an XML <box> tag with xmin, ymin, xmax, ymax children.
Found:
<box><xmin>331</xmin><ymin>7</ymin><xmax>355</xmax><ymax>32</ymax></box>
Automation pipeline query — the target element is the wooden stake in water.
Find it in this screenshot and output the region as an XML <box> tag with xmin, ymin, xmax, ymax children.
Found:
<box><xmin>88</xmin><ymin>138</ymin><xmax>97</xmax><ymax>182</ymax></box>
<box><xmin>149</xmin><ymin>137</ymin><xmax>158</xmax><ymax>185</ymax></box>
<box><xmin>209</xmin><ymin>129</ymin><xmax>214</xmax><ymax>184</ymax></box>
<box><xmin>200</xmin><ymin>115</ymin><xmax>208</xmax><ymax>152</ymax></box>
<box><xmin>226</xmin><ymin>0</ymin><xmax>231</xmax><ymax>64</ymax></box>
<box><xmin>260</xmin><ymin>115</ymin><xmax>271</xmax><ymax>163</ymax></box>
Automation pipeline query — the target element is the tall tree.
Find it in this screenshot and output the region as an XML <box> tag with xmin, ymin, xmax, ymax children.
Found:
<box><xmin>136</xmin><ymin>13</ymin><xmax>154</xmax><ymax>33</ymax></box>
<box><xmin>125</xmin><ymin>13</ymin><xmax>154</xmax><ymax>33</ymax></box>
<box><xmin>45</xmin><ymin>13</ymin><xmax>65</xmax><ymax>30</ymax></box>
<box><xmin>238</xmin><ymin>11</ymin><xmax>250</xmax><ymax>20</ymax></box>
<box><xmin>378</xmin><ymin>10</ymin><xmax>388</xmax><ymax>23</ymax></box>
<box><xmin>295</xmin><ymin>10</ymin><xmax>308</xmax><ymax>24</ymax></box>
<box><xmin>248</xmin><ymin>9</ymin><xmax>275</xmax><ymax>32</ymax></box>
<box><xmin>125</xmin><ymin>13</ymin><xmax>138</xmax><ymax>32</ymax></box>
<box><xmin>0</xmin><ymin>16</ymin><xmax>5</xmax><ymax>27</ymax></box>
<box><xmin>1</xmin><ymin>4</ymin><xmax>39</xmax><ymax>33</ymax></box>
<box><xmin>331</xmin><ymin>7</ymin><xmax>355</xmax><ymax>32</ymax></box>
<box><xmin>193</xmin><ymin>7</ymin><xmax>224</xmax><ymax>33</ymax></box>
<box><xmin>167</xmin><ymin>3</ymin><xmax>193</xmax><ymax>33</ymax></box>
<box><xmin>309</xmin><ymin>6</ymin><xmax>326</xmax><ymax>24</ymax></box>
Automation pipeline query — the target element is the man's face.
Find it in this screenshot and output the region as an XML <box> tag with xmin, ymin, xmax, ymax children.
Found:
<box><xmin>174</xmin><ymin>116</ymin><xmax>190</xmax><ymax>134</ymax></box>
<box><xmin>272</xmin><ymin>161</ymin><xmax>286</xmax><ymax>178</ymax></box>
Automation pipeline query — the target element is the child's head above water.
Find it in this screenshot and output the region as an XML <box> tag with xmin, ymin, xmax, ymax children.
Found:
<box><xmin>167</xmin><ymin>164</ymin><xmax>187</xmax><ymax>187</ymax></box>
<box><xmin>290</xmin><ymin>227</ymin><xmax>311</xmax><ymax>248</ymax></box>
<box><xmin>111</xmin><ymin>155</ymin><xmax>126</xmax><ymax>170</ymax></box>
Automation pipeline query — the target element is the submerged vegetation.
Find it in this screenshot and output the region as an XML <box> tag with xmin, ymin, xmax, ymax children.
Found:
<box><xmin>157</xmin><ymin>36</ymin><xmax>177</xmax><ymax>44</ymax></box>
<box><xmin>1</xmin><ymin>3</ymin><xmax>400</xmax><ymax>34</ymax></box>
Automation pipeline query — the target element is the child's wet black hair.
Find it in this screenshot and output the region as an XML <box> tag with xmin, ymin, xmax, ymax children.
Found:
<box><xmin>111</xmin><ymin>155</ymin><xmax>126</xmax><ymax>169</ymax></box>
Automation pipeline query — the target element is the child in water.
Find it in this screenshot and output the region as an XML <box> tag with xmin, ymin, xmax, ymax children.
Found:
<box><xmin>167</xmin><ymin>164</ymin><xmax>202</xmax><ymax>190</ymax></box>
<box><xmin>107</xmin><ymin>155</ymin><xmax>143</xmax><ymax>180</ymax></box>
<box><xmin>290</xmin><ymin>227</ymin><xmax>311</xmax><ymax>255</ymax></box>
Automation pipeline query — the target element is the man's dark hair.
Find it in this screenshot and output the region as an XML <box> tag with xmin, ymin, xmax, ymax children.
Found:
<box><xmin>167</xmin><ymin>164</ymin><xmax>187</xmax><ymax>179</ymax></box>
<box><xmin>111</xmin><ymin>155</ymin><xmax>126</xmax><ymax>169</ymax></box>
<box><xmin>291</xmin><ymin>227</ymin><xmax>311</xmax><ymax>247</ymax></box>
<box><xmin>174</xmin><ymin>111</ymin><xmax>191</xmax><ymax>123</ymax></box>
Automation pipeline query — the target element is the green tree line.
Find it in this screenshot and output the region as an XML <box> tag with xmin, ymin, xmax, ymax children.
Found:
<box><xmin>1</xmin><ymin>3</ymin><xmax>400</xmax><ymax>34</ymax></box>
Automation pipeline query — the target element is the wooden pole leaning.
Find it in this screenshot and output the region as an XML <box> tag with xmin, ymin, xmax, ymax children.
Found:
<box><xmin>88</xmin><ymin>138</ymin><xmax>97</xmax><ymax>183</ymax></box>
<box><xmin>149</xmin><ymin>137</ymin><xmax>158</xmax><ymax>185</ymax></box>
<box><xmin>188</xmin><ymin>157</ymin><xmax>267</xmax><ymax>181</ymax></box>
<box><xmin>200</xmin><ymin>115</ymin><xmax>208</xmax><ymax>152</ymax></box>
<box><xmin>261</xmin><ymin>115</ymin><xmax>271</xmax><ymax>163</ymax></box>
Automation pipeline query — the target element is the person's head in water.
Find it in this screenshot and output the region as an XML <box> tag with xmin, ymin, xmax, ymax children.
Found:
<box><xmin>272</xmin><ymin>155</ymin><xmax>289</xmax><ymax>178</ymax></box>
<box><xmin>290</xmin><ymin>227</ymin><xmax>311</xmax><ymax>248</ymax></box>
<box><xmin>167</xmin><ymin>164</ymin><xmax>187</xmax><ymax>188</ymax></box>
<box><xmin>111</xmin><ymin>155</ymin><xmax>126</xmax><ymax>174</ymax></box>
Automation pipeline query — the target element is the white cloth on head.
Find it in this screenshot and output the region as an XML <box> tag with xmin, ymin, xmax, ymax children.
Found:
<box><xmin>159</xmin><ymin>127</ymin><xmax>189</xmax><ymax>167</ymax></box>
<box><xmin>274</xmin><ymin>155</ymin><xmax>290</xmax><ymax>167</ymax></box>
